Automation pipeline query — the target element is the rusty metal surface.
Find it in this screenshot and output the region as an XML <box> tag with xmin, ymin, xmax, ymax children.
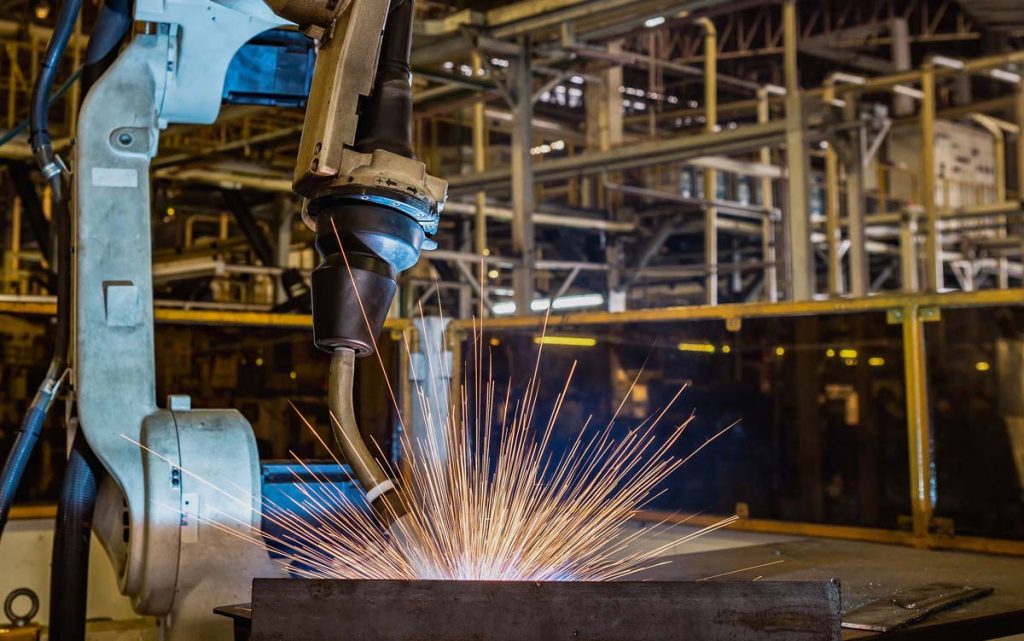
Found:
<box><xmin>251</xmin><ymin>579</ymin><xmax>842</xmax><ymax>641</ymax></box>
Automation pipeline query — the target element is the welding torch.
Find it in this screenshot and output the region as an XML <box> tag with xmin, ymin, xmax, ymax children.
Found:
<box><xmin>261</xmin><ymin>0</ymin><xmax>445</xmax><ymax>534</ymax></box>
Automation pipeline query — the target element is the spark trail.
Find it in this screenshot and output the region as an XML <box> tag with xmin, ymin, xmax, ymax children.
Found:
<box><xmin>130</xmin><ymin>234</ymin><xmax>738</xmax><ymax>581</ymax></box>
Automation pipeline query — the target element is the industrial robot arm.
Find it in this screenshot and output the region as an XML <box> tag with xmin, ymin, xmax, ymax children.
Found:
<box><xmin>58</xmin><ymin>1</ymin><xmax>441</xmax><ymax>638</ymax></box>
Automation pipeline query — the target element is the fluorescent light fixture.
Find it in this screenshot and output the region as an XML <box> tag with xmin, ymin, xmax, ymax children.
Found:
<box><xmin>678</xmin><ymin>342</ymin><xmax>716</xmax><ymax>354</ymax></box>
<box><xmin>492</xmin><ymin>294</ymin><xmax>606</xmax><ymax>316</ymax></box>
<box><xmin>975</xmin><ymin>361</ymin><xmax>991</xmax><ymax>372</ymax></box>
<box><xmin>931</xmin><ymin>55</ymin><xmax>965</xmax><ymax>70</ymax></box>
<box><xmin>892</xmin><ymin>85</ymin><xmax>924</xmax><ymax>100</ymax></box>
<box><xmin>534</xmin><ymin>336</ymin><xmax>597</xmax><ymax>347</ymax></box>
<box><xmin>868</xmin><ymin>357</ymin><xmax>885</xmax><ymax>367</ymax></box>
<box><xmin>989</xmin><ymin>68</ymin><xmax>1021</xmax><ymax>84</ymax></box>
<box><xmin>839</xmin><ymin>349</ymin><xmax>858</xmax><ymax>359</ymax></box>
<box><xmin>644</xmin><ymin>15</ymin><xmax>666</xmax><ymax>28</ymax></box>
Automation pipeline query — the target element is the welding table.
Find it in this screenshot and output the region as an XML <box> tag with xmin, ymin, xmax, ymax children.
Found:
<box><xmin>217</xmin><ymin>537</ymin><xmax>1024</xmax><ymax>640</ymax></box>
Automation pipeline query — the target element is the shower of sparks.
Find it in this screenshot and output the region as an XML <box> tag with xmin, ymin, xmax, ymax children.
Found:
<box><xmin>126</xmin><ymin>225</ymin><xmax>740</xmax><ymax>582</ymax></box>
<box><xmin>130</xmin><ymin>309</ymin><xmax>738</xmax><ymax>582</ymax></box>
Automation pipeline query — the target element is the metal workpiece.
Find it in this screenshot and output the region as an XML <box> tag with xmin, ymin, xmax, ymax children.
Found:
<box><xmin>249</xmin><ymin>579</ymin><xmax>842</xmax><ymax>641</ymax></box>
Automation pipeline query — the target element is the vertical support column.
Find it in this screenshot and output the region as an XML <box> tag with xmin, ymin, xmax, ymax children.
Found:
<box><xmin>410</xmin><ymin>317</ymin><xmax>453</xmax><ymax>468</ymax></box>
<box><xmin>471</xmin><ymin>50</ymin><xmax>488</xmax><ymax>259</ymax></box>
<box><xmin>511</xmin><ymin>36</ymin><xmax>535</xmax><ymax>314</ymax></box>
<box><xmin>890</xmin><ymin>18</ymin><xmax>913</xmax><ymax>117</ymax></box>
<box><xmin>823</xmin><ymin>80</ymin><xmax>843</xmax><ymax>297</ymax></box>
<box><xmin>899</xmin><ymin>305</ymin><xmax>934</xmax><ymax>543</ymax></box>
<box><xmin>758</xmin><ymin>88</ymin><xmax>779</xmax><ymax>302</ymax></box>
<box><xmin>845</xmin><ymin>97</ymin><xmax>869</xmax><ymax>297</ymax></box>
<box><xmin>900</xmin><ymin>209</ymin><xmax>920</xmax><ymax>293</ymax></box>
<box><xmin>9</xmin><ymin>197</ymin><xmax>22</xmax><ymax>292</ymax></box>
<box><xmin>920</xmin><ymin>63</ymin><xmax>942</xmax><ymax>292</ymax></box>
<box><xmin>583</xmin><ymin>41</ymin><xmax>624</xmax><ymax>210</ymax></box>
<box><xmin>698</xmin><ymin>18</ymin><xmax>718</xmax><ymax>305</ymax></box>
<box><xmin>274</xmin><ymin>196</ymin><xmax>295</xmax><ymax>305</ymax></box>
<box><xmin>1016</xmin><ymin>85</ymin><xmax>1024</xmax><ymax>202</ymax></box>
<box><xmin>606</xmin><ymin>241</ymin><xmax>626</xmax><ymax>312</ymax></box>
<box><xmin>783</xmin><ymin>0</ymin><xmax>813</xmax><ymax>300</ymax></box>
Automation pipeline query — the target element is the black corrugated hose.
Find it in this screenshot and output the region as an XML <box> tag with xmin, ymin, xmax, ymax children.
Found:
<box><xmin>47</xmin><ymin>433</ymin><xmax>101</xmax><ymax>641</ymax></box>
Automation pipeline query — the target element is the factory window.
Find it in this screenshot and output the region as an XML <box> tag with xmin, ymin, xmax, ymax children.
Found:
<box><xmin>926</xmin><ymin>307</ymin><xmax>1024</xmax><ymax>541</ymax></box>
<box><xmin>464</xmin><ymin>311</ymin><xmax>911</xmax><ymax>530</ymax></box>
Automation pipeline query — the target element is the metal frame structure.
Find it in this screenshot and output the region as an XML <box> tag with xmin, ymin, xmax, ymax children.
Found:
<box><xmin>4</xmin><ymin>1</ymin><xmax>1022</xmax><ymax>315</ymax></box>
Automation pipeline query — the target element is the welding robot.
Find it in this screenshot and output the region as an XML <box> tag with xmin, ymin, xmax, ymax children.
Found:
<box><xmin>0</xmin><ymin>0</ymin><xmax>445</xmax><ymax>639</ymax></box>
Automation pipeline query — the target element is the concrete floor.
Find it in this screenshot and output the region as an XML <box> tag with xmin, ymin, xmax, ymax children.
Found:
<box><xmin>0</xmin><ymin>518</ymin><xmax>137</xmax><ymax>625</ymax></box>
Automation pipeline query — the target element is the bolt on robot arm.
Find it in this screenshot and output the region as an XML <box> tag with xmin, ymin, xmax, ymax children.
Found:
<box><xmin>266</xmin><ymin>0</ymin><xmax>447</xmax><ymax>525</ymax></box>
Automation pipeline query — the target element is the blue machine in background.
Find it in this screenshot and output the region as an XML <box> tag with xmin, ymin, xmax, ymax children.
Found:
<box><xmin>223</xmin><ymin>29</ymin><xmax>315</xmax><ymax>108</ymax></box>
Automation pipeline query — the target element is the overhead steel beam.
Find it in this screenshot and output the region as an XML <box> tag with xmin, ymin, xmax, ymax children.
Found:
<box><xmin>448</xmin><ymin>121</ymin><xmax>792</xmax><ymax>195</ymax></box>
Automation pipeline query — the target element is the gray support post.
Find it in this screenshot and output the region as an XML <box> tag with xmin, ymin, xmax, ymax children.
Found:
<box><xmin>845</xmin><ymin>99</ymin><xmax>869</xmax><ymax>297</ymax></box>
<box><xmin>758</xmin><ymin>88</ymin><xmax>779</xmax><ymax>302</ymax></box>
<box><xmin>510</xmin><ymin>37</ymin><xmax>535</xmax><ymax>314</ymax></box>
<box><xmin>783</xmin><ymin>0</ymin><xmax>813</xmax><ymax>300</ymax></box>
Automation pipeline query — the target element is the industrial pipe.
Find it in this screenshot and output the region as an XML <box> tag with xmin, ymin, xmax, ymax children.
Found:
<box><xmin>696</xmin><ymin>17</ymin><xmax>718</xmax><ymax>305</ymax></box>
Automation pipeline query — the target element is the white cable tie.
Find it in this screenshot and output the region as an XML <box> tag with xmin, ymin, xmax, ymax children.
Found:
<box><xmin>364</xmin><ymin>479</ymin><xmax>395</xmax><ymax>504</ymax></box>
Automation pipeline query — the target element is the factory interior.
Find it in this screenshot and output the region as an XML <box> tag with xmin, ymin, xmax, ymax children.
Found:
<box><xmin>1</xmin><ymin>0</ymin><xmax>1024</xmax><ymax>638</ymax></box>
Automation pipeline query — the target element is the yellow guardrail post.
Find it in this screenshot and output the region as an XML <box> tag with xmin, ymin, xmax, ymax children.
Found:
<box><xmin>891</xmin><ymin>304</ymin><xmax>938</xmax><ymax>547</ymax></box>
